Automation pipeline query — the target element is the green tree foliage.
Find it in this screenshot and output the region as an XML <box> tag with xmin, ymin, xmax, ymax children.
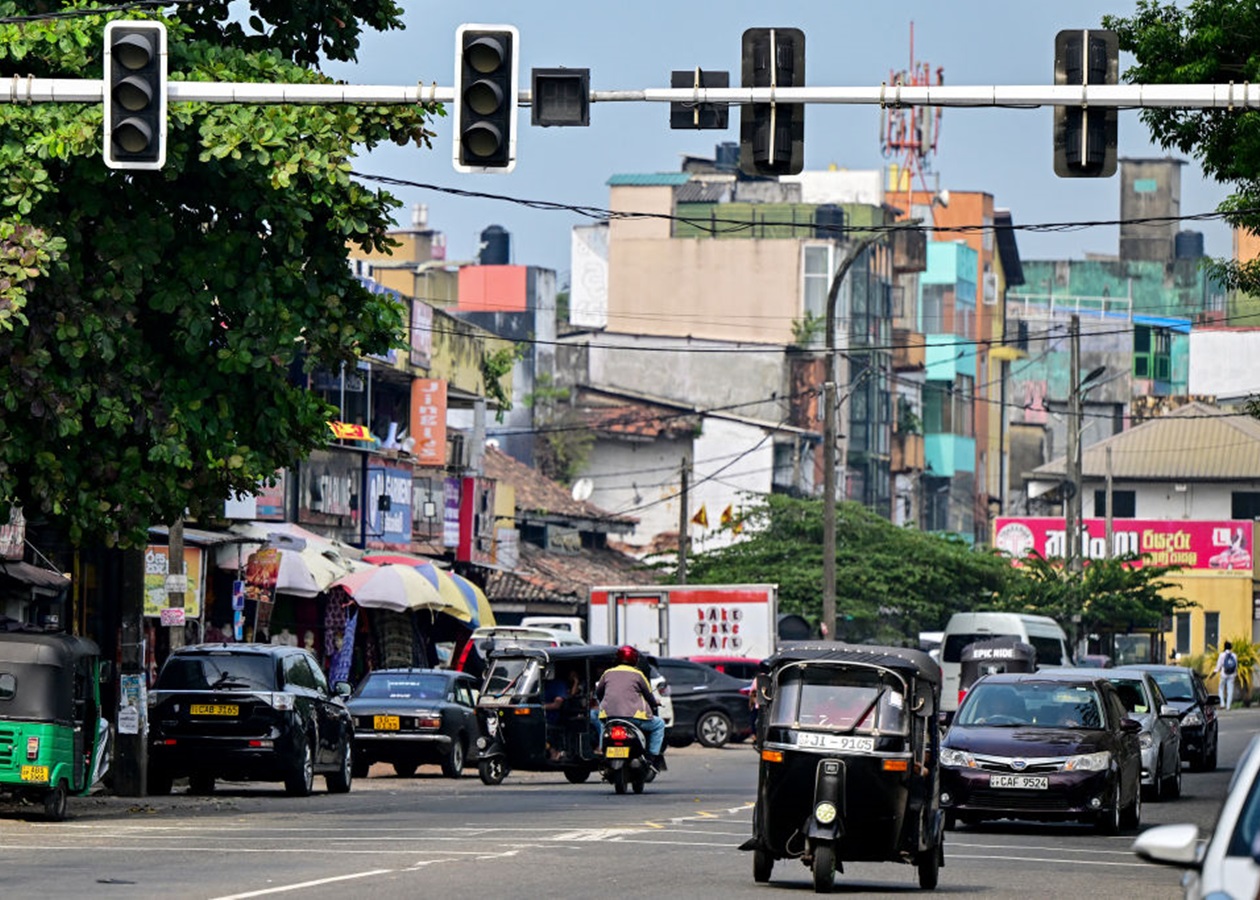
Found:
<box><xmin>1104</xmin><ymin>2</ymin><xmax>1260</xmax><ymax>297</ymax></box>
<box><xmin>0</xmin><ymin>3</ymin><xmax>436</xmax><ymax>546</ymax></box>
<box><xmin>683</xmin><ymin>494</ymin><xmax>1013</xmax><ymax>644</ymax></box>
<box><xmin>524</xmin><ymin>371</ymin><xmax>593</xmax><ymax>485</ymax></box>
<box><xmin>985</xmin><ymin>552</ymin><xmax>1193</xmax><ymax>638</ymax></box>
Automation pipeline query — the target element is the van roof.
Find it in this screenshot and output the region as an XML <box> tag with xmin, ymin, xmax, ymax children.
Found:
<box><xmin>945</xmin><ymin>612</ymin><xmax>1064</xmax><ymax>631</ymax></box>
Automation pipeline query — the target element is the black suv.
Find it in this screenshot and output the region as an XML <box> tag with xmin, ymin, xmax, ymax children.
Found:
<box><xmin>148</xmin><ymin>644</ymin><xmax>354</xmax><ymax>796</ymax></box>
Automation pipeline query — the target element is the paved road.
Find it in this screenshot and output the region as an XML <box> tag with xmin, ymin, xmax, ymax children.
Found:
<box><xmin>1</xmin><ymin>709</ymin><xmax>1254</xmax><ymax>899</ymax></box>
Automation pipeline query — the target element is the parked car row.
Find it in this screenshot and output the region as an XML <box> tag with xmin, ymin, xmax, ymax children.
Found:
<box><xmin>939</xmin><ymin>663</ymin><xmax>1220</xmax><ymax>835</ymax></box>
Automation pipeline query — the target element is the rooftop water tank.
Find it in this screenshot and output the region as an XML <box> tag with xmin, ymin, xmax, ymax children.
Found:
<box><xmin>479</xmin><ymin>225</ymin><xmax>510</xmax><ymax>265</ymax></box>
<box><xmin>1175</xmin><ymin>229</ymin><xmax>1204</xmax><ymax>259</ymax></box>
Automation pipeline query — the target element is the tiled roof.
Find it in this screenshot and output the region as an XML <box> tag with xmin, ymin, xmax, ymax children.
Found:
<box><xmin>606</xmin><ymin>173</ymin><xmax>692</xmax><ymax>186</ymax></box>
<box><xmin>483</xmin><ymin>541</ymin><xmax>659</xmax><ymax>604</ymax></box>
<box><xmin>1031</xmin><ymin>401</ymin><xmax>1260</xmax><ymax>481</ymax></box>
<box><xmin>574</xmin><ymin>387</ymin><xmax>700</xmax><ymax>440</ymax></box>
<box><xmin>483</xmin><ymin>446</ymin><xmax>636</xmax><ymax>526</ymax></box>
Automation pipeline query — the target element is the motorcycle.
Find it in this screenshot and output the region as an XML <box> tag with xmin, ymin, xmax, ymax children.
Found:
<box><xmin>599</xmin><ymin>717</ymin><xmax>656</xmax><ymax>794</ymax></box>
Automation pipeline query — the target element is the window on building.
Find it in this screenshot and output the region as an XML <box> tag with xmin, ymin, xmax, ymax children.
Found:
<box><xmin>1133</xmin><ymin>325</ymin><xmax>1173</xmax><ymax>382</ymax></box>
<box><xmin>1174</xmin><ymin>613</ymin><xmax>1191</xmax><ymax>656</ymax></box>
<box><xmin>1232</xmin><ymin>492</ymin><xmax>1260</xmax><ymax>520</ymax></box>
<box><xmin>802</xmin><ymin>245</ymin><xmax>832</xmax><ymax>323</ymax></box>
<box><xmin>1205</xmin><ymin>612</ymin><xmax>1220</xmax><ymax>654</ymax></box>
<box><xmin>921</xmin><ymin>285</ymin><xmax>947</xmax><ymax>333</ymax></box>
<box><xmin>954</xmin><ymin>375</ymin><xmax>974</xmax><ymax>437</ymax></box>
<box><xmin>1093</xmin><ymin>490</ymin><xmax>1136</xmax><ymax>518</ymax></box>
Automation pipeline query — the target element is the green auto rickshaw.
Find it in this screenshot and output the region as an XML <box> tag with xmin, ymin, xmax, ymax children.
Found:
<box><xmin>0</xmin><ymin>630</ymin><xmax>112</xmax><ymax>820</ymax></box>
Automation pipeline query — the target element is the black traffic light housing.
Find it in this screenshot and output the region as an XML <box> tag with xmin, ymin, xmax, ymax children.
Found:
<box><xmin>740</xmin><ymin>27</ymin><xmax>805</xmax><ymax>177</ymax></box>
<box><xmin>670</xmin><ymin>68</ymin><xmax>730</xmax><ymax>130</ymax></box>
<box><xmin>1054</xmin><ymin>29</ymin><xmax>1118</xmax><ymax>178</ymax></box>
<box><xmin>453</xmin><ymin>24</ymin><xmax>519</xmax><ymax>173</ymax></box>
<box><xmin>532</xmin><ymin>68</ymin><xmax>590</xmax><ymax>127</ymax></box>
<box><xmin>103</xmin><ymin>20</ymin><xmax>167</xmax><ymax>170</ymax></box>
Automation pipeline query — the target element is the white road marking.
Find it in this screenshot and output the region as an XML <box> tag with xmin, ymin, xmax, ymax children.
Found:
<box><xmin>549</xmin><ymin>827</ymin><xmax>648</xmax><ymax>841</ymax></box>
<box><xmin>949</xmin><ymin>852</ymin><xmax>1152</xmax><ymax>868</ymax></box>
<box><xmin>209</xmin><ymin>868</ymin><xmax>394</xmax><ymax>900</ymax></box>
<box><xmin>950</xmin><ymin>841</ymin><xmax>1136</xmax><ymax>856</ymax></box>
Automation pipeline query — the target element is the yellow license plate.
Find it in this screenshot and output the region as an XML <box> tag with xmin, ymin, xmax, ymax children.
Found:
<box><xmin>373</xmin><ymin>715</ymin><xmax>400</xmax><ymax>731</ymax></box>
<box><xmin>605</xmin><ymin>746</ymin><xmax>630</xmax><ymax>759</ymax></box>
<box><xmin>20</xmin><ymin>765</ymin><xmax>49</xmax><ymax>783</ymax></box>
<box><xmin>190</xmin><ymin>704</ymin><xmax>239</xmax><ymax>716</ymax></box>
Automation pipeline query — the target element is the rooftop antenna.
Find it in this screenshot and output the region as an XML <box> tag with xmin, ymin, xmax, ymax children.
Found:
<box><xmin>880</xmin><ymin>22</ymin><xmax>946</xmax><ymax>222</ymax></box>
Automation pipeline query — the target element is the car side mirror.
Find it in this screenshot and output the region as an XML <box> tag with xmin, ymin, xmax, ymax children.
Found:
<box><xmin>1133</xmin><ymin>823</ymin><xmax>1203</xmax><ymax>870</ymax></box>
<box><xmin>334</xmin><ymin>681</ymin><xmax>352</xmax><ymax>698</ymax></box>
<box><xmin>1206</xmin><ymin>695</ymin><xmax>1221</xmax><ymax>706</ymax></box>
<box><xmin>1159</xmin><ymin>704</ymin><xmax>1180</xmax><ymax>718</ymax></box>
<box><xmin>1121</xmin><ymin>718</ymin><xmax>1142</xmax><ymax>734</ymax></box>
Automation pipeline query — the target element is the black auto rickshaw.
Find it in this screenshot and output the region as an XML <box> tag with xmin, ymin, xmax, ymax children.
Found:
<box><xmin>957</xmin><ymin>638</ymin><xmax>1037</xmax><ymax>708</ymax></box>
<box><xmin>0</xmin><ymin>630</ymin><xmax>112</xmax><ymax>820</ymax></box>
<box><xmin>741</xmin><ymin>642</ymin><xmax>943</xmax><ymax>893</ymax></box>
<box><xmin>474</xmin><ymin>644</ymin><xmax>660</xmax><ymax>785</ymax></box>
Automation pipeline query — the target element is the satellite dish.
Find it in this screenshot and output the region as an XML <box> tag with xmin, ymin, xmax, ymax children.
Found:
<box><xmin>571</xmin><ymin>478</ymin><xmax>594</xmax><ymax>502</ymax></box>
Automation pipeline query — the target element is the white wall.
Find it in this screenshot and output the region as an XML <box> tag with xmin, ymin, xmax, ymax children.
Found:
<box><xmin>1127</xmin><ymin>480</ymin><xmax>1260</xmax><ymax>520</ymax></box>
<box><xmin>1188</xmin><ymin>330</ymin><xmax>1260</xmax><ymax>401</ymax></box>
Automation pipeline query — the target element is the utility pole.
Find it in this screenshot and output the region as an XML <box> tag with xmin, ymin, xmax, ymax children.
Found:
<box><xmin>1105</xmin><ymin>446</ymin><xmax>1114</xmax><ymax>559</ymax></box>
<box><xmin>1065</xmin><ymin>314</ymin><xmax>1081</xmax><ymax>573</ymax></box>
<box><xmin>166</xmin><ymin>516</ymin><xmax>186</xmax><ymax>649</ymax></box>
<box><xmin>677</xmin><ymin>458</ymin><xmax>689</xmax><ymax>584</ymax></box>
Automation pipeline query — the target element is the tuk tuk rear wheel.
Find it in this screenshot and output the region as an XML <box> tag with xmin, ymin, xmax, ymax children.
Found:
<box><xmin>43</xmin><ymin>784</ymin><xmax>67</xmax><ymax>822</ymax></box>
<box><xmin>811</xmin><ymin>842</ymin><xmax>835</xmax><ymax>893</ymax></box>
<box><xmin>753</xmin><ymin>848</ymin><xmax>774</xmax><ymax>883</ymax></box>
<box><xmin>478</xmin><ymin>757</ymin><xmax>507</xmax><ymax>785</ymax></box>
<box><xmin>917</xmin><ymin>841</ymin><xmax>941</xmax><ymax>890</ymax></box>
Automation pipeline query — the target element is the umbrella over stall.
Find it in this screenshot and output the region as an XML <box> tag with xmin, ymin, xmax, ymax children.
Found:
<box><xmin>361</xmin><ymin>554</ymin><xmax>492</xmax><ymax>629</ymax></box>
<box><xmin>329</xmin><ymin>564</ymin><xmax>471</xmax><ymax>618</ymax></box>
<box><xmin>244</xmin><ymin>534</ymin><xmax>365</xmax><ymax>599</ymax></box>
<box><xmin>448</xmin><ymin>571</ymin><xmax>496</xmax><ymax>629</ymax></box>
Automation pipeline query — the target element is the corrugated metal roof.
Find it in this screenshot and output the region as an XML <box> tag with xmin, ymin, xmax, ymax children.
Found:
<box><xmin>606</xmin><ymin>173</ymin><xmax>691</xmax><ymax>186</ymax></box>
<box><xmin>676</xmin><ymin>181</ymin><xmax>731</xmax><ymax>203</ymax></box>
<box><xmin>1032</xmin><ymin>401</ymin><xmax>1260</xmax><ymax>480</ymax></box>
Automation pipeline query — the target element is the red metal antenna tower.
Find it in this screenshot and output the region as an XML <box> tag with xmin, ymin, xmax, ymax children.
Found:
<box><xmin>880</xmin><ymin>23</ymin><xmax>944</xmax><ymax>207</ymax></box>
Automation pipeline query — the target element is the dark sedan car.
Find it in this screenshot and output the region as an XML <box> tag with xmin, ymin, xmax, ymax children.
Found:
<box><xmin>149</xmin><ymin>644</ymin><xmax>354</xmax><ymax>796</ymax></box>
<box><xmin>1116</xmin><ymin>664</ymin><xmax>1219</xmax><ymax>771</ymax></box>
<box><xmin>347</xmin><ymin>668</ymin><xmax>479</xmax><ymax>778</ymax></box>
<box><xmin>657</xmin><ymin>657</ymin><xmax>754</xmax><ymax>749</ymax></box>
<box><xmin>940</xmin><ymin>670</ymin><xmax>1143</xmax><ymax>833</ymax></box>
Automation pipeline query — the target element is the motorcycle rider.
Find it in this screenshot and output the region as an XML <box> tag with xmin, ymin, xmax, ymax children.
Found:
<box><xmin>593</xmin><ymin>645</ymin><xmax>666</xmax><ymax>770</ymax></box>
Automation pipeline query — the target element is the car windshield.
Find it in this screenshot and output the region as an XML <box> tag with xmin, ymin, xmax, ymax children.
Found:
<box><xmin>482</xmin><ymin>657</ymin><xmax>539</xmax><ymax>698</ymax></box>
<box><xmin>156</xmin><ymin>654</ymin><xmax>276</xmax><ymax>691</ymax></box>
<box><xmin>1148</xmin><ymin>669</ymin><xmax>1195</xmax><ymax>702</ymax></box>
<box><xmin>354</xmin><ymin>674</ymin><xmax>448</xmax><ymax>701</ymax></box>
<box><xmin>957</xmin><ymin>681</ymin><xmax>1104</xmax><ymax>729</ymax></box>
<box><xmin>1107</xmin><ymin>677</ymin><xmax>1152</xmax><ymax>714</ymax></box>
<box><xmin>769</xmin><ymin>666</ymin><xmax>907</xmax><ymax>735</ymax></box>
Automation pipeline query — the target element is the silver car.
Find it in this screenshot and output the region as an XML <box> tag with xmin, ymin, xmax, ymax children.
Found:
<box><xmin>1134</xmin><ymin>734</ymin><xmax>1260</xmax><ymax>899</ymax></box>
<box><xmin>1105</xmin><ymin>670</ymin><xmax>1181</xmax><ymax>800</ymax></box>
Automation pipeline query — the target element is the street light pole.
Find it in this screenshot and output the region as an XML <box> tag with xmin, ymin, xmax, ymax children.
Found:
<box><xmin>822</xmin><ymin>220</ymin><xmax>917</xmax><ymax>640</ymax></box>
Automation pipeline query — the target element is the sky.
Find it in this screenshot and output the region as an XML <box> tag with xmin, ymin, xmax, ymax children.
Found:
<box><xmin>325</xmin><ymin>1</ymin><xmax>1232</xmax><ymax>285</ymax></box>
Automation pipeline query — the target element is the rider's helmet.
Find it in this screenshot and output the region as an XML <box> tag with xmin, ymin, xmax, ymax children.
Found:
<box><xmin>615</xmin><ymin>645</ymin><xmax>640</xmax><ymax>667</ymax></box>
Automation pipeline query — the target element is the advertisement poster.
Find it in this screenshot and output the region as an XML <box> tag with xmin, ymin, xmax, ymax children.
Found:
<box><xmin>365</xmin><ymin>461</ymin><xmax>414</xmax><ymax>548</ymax></box>
<box><xmin>142</xmin><ymin>545</ymin><xmax>203</xmax><ymax>618</ymax></box>
<box><xmin>993</xmin><ymin>517</ymin><xmax>1254</xmax><ymax>575</ymax></box>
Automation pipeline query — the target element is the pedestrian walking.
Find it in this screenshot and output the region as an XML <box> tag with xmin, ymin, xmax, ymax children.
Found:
<box><xmin>1212</xmin><ymin>641</ymin><xmax>1239</xmax><ymax>711</ymax></box>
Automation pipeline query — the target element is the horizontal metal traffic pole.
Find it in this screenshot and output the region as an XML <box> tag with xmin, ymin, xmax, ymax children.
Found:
<box><xmin>5</xmin><ymin>77</ymin><xmax>1260</xmax><ymax>109</ymax></box>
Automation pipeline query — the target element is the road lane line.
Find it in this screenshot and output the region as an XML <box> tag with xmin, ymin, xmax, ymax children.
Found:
<box><xmin>948</xmin><ymin>852</ymin><xmax>1151</xmax><ymax>868</ymax></box>
<box><xmin>209</xmin><ymin>869</ymin><xmax>394</xmax><ymax>899</ymax></box>
<box><xmin>950</xmin><ymin>841</ymin><xmax>1135</xmax><ymax>856</ymax></box>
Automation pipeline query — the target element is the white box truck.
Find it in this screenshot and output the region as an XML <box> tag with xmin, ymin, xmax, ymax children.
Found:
<box><xmin>588</xmin><ymin>584</ymin><xmax>778</xmax><ymax>661</ymax></box>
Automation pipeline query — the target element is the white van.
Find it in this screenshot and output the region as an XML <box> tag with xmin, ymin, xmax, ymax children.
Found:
<box><xmin>940</xmin><ymin>612</ymin><xmax>1073</xmax><ymax>712</ymax></box>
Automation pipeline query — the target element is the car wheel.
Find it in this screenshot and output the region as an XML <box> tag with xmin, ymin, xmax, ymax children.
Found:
<box><xmin>944</xmin><ymin>810</ymin><xmax>959</xmax><ymax>832</ymax></box>
<box><xmin>1205</xmin><ymin>731</ymin><xmax>1218</xmax><ymax>772</ymax></box>
<box><xmin>753</xmin><ymin>847</ymin><xmax>774</xmax><ymax>884</ymax></box>
<box><xmin>325</xmin><ymin>738</ymin><xmax>353</xmax><ymax>794</ymax></box>
<box><xmin>147</xmin><ymin>768</ymin><xmax>173</xmax><ymax>796</ymax></box>
<box><xmin>1096</xmin><ymin>782</ymin><xmax>1121</xmax><ymax>835</ymax></box>
<box><xmin>284</xmin><ymin>734</ymin><xmax>315</xmax><ymax>797</ymax></box>
<box><xmin>1121</xmin><ymin>777</ymin><xmax>1142</xmax><ymax>830</ymax></box>
<box><xmin>697</xmin><ymin>710</ymin><xmax>733</xmax><ymax>748</ymax></box>
<box><xmin>812</xmin><ymin>841</ymin><xmax>836</xmax><ymax>893</ymax></box>
<box><xmin>441</xmin><ymin>736</ymin><xmax>465</xmax><ymax>779</ymax></box>
<box><xmin>43</xmin><ymin>783</ymin><xmax>68</xmax><ymax>822</ymax></box>
<box><xmin>1166</xmin><ymin>757</ymin><xmax>1182</xmax><ymax>799</ymax></box>
<box><xmin>478</xmin><ymin>757</ymin><xmax>507</xmax><ymax>785</ymax></box>
<box><xmin>188</xmin><ymin>773</ymin><xmax>216</xmax><ymax>795</ymax></box>
<box><xmin>1145</xmin><ymin>760</ymin><xmax>1162</xmax><ymax>802</ymax></box>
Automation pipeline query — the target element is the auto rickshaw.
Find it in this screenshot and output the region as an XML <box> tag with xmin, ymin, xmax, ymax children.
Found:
<box><xmin>741</xmin><ymin>642</ymin><xmax>943</xmax><ymax>893</ymax></box>
<box><xmin>957</xmin><ymin>637</ymin><xmax>1037</xmax><ymax>707</ymax></box>
<box><xmin>474</xmin><ymin>644</ymin><xmax>659</xmax><ymax>785</ymax></box>
<box><xmin>0</xmin><ymin>630</ymin><xmax>112</xmax><ymax>820</ymax></box>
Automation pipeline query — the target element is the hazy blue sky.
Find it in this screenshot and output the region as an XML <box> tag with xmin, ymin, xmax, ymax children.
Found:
<box><xmin>326</xmin><ymin>2</ymin><xmax>1231</xmax><ymax>282</ymax></box>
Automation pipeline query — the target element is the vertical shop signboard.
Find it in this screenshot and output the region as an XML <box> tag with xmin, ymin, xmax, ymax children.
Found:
<box><xmin>411</xmin><ymin>378</ymin><xmax>447</xmax><ymax>467</ymax></box>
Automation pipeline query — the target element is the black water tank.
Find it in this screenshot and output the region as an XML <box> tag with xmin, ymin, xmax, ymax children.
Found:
<box><xmin>815</xmin><ymin>204</ymin><xmax>845</xmax><ymax>240</ymax></box>
<box><xmin>479</xmin><ymin>225</ymin><xmax>510</xmax><ymax>265</ymax></box>
<box><xmin>1175</xmin><ymin>229</ymin><xmax>1204</xmax><ymax>259</ymax></box>
<box><xmin>715</xmin><ymin>142</ymin><xmax>740</xmax><ymax>172</ymax></box>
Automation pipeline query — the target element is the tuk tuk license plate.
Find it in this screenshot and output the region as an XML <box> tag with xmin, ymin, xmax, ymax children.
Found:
<box><xmin>190</xmin><ymin>704</ymin><xmax>239</xmax><ymax>717</ymax></box>
<box><xmin>605</xmin><ymin>746</ymin><xmax>630</xmax><ymax>759</ymax></box>
<box><xmin>373</xmin><ymin>715</ymin><xmax>400</xmax><ymax>731</ymax></box>
<box><xmin>796</xmin><ymin>733</ymin><xmax>875</xmax><ymax>752</ymax></box>
<box><xmin>20</xmin><ymin>765</ymin><xmax>49</xmax><ymax>783</ymax></box>
<box><xmin>989</xmin><ymin>775</ymin><xmax>1048</xmax><ymax>790</ymax></box>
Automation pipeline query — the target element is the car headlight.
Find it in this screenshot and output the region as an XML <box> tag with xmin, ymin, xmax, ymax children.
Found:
<box><xmin>1139</xmin><ymin>733</ymin><xmax>1154</xmax><ymax>750</ymax></box>
<box><xmin>940</xmin><ymin>748</ymin><xmax>976</xmax><ymax>768</ymax></box>
<box><xmin>1063</xmin><ymin>750</ymin><xmax>1111</xmax><ymax>771</ymax></box>
<box><xmin>1181</xmin><ymin>710</ymin><xmax>1204</xmax><ymax>727</ymax></box>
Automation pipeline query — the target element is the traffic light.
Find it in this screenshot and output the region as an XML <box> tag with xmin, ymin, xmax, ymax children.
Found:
<box><xmin>453</xmin><ymin>24</ymin><xmax>519</xmax><ymax>173</ymax></box>
<box><xmin>532</xmin><ymin>68</ymin><xmax>590</xmax><ymax>127</ymax></box>
<box><xmin>103</xmin><ymin>20</ymin><xmax>167</xmax><ymax>170</ymax></box>
<box><xmin>739</xmin><ymin>27</ymin><xmax>805</xmax><ymax>177</ymax></box>
<box><xmin>1053</xmin><ymin>29</ymin><xmax>1118</xmax><ymax>178</ymax></box>
<box><xmin>670</xmin><ymin>69</ymin><xmax>730</xmax><ymax>130</ymax></box>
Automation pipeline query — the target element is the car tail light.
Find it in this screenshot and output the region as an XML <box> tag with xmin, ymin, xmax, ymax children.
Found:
<box><xmin>269</xmin><ymin>693</ymin><xmax>295</xmax><ymax>711</ymax></box>
<box><xmin>26</xmin><ymin>736</ymin><xmax>39</xmax><ymax>760</ymax></box>
<box><xmin>958</xmin><ymin>688</ymin><xmax>968</xmax><ymax>705</ymax></box>
<box><xmin>417</xmin><ymin>713</ymin><xmax>441</xmax><ymax>729</ymax></box>
<box><xmin>247</xmin><ymin>740</ymin><xmax>274</xmax><ymax>748</ymax></box>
